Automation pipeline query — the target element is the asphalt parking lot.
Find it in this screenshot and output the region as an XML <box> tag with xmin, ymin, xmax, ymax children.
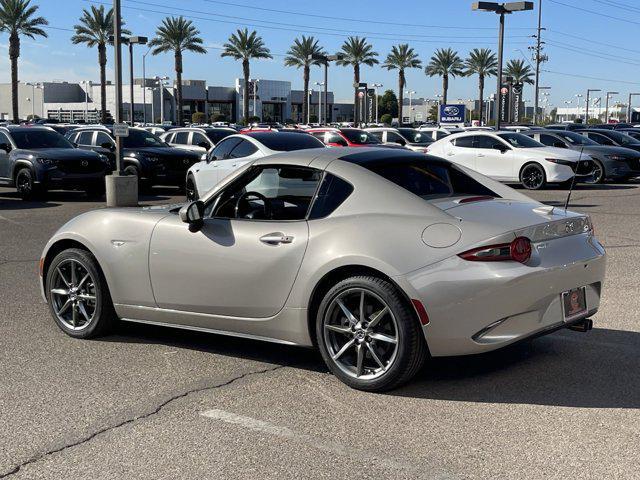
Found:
<box><xmin>1</xmin><ymin>182</ymin><xmax>639</xmax><ymax>480</ymax></box>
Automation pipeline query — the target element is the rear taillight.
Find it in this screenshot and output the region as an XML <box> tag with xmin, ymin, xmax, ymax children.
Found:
<box><xmin>458</xmin><ymin>195</ymin><xmax>494</xmax><ymax>204</ymax></box>
<box><xmin>459</xmin><ymin>237</ymin><xmax>532</xmax><ymax>264</ymax></box>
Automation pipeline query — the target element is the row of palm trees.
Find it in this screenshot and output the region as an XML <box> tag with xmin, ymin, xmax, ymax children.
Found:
<box><xmin>0</xmin><ymin>0</ymin><xmax>535</xmax><ymax>125</ymax></box>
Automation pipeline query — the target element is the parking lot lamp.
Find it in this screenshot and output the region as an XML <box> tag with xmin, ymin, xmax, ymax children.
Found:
<box><xmin>154</xmin><ymin>76</ymin><xmax>169</xmax><ymax>123</ymax></box>
<box><xmin>472</xmin><ymin>2</ymin><xmax>534</xmax><ymax>131</ymax></box>
<box><xmin>585</xmin><ymin>89</ymin><xmax>601</xmax><ymax>125</ymax></box>
<box><xmin>605</xmin><ymin>91</ymin><xmax>618</xmax><ymax>124</ymax></box>
<box><xmin>25</xmin><ymin>82</ymin><xmax>42</xmax><ymax>120</ymax></box>
<box><xmin>371</xmin><ymin>83</ymin><xmax>383</xmax><ymax>123</ymax></box>
<box><xmin>628</xmin><ymin>93</ymin><xmax>640</xmax><ymax>123</ymax></box>
<box><xmin>406</xmin><ymin>90</ymin><xmax>416</xmax><ymax>124</ymax></box>
<box><xmin>142</xmin><ymin>46</ymin><xmax>152</xmax><ymax>124</ymax></box>
<box><xmin>309</xmin><ymin>53</ymin><xmax>341</xmax><ymax>124</ymax></box>
<box><xmin>315</xmin><ymin>81</ymin><xmax>325</xmax><ymax>124</ymax></box>
<box><xmin>125</xmin><ymin>36</ymin><xmax>148</xmax><ymax>125</ymax></box>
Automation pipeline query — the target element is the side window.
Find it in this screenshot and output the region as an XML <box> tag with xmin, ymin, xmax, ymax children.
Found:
<box><xmin>95</xmin><ymin>132</ymin><xmax>113</xmax><ymax>147</ymax></box>
<box><xmin>453</xmin><ymin>136</ymin><xmax>476</xmax><ymax>148</ymax></box>
<box><xmin>210</xmin><ymin>137</ymin><xmax>241</xmax><ymax>160</ymax></box>
<box><xmin>539</xmin><ymin>134</ymin><xmax>558</xmax><ymax>147</ymax></box>
<box><xmin>475</xmin><ymin>135</ymin><xmax>499</xmax><ymax>149</ymax></box>
<box><xmin>174</xmin><ymin>131</ymin><xmax>190</xmax><ymax>145</ymax></box>
<box><xmin>76</xmin><ymin>131</ymin><xmax>94</xmax><ymax>146</ymax></box>
<box><xmin>436</xmin><ymin>131</ymin><xmax>449</xmax><ymax>140</ymax></box>
<box><xmin>325</xmin><ymin>132</ymin><xmax>347</xmax><ymax>146</ymax></box>
<box><xmin>208</xmin><ymin>166</ymin><xmax>322</xmax><ymax>221</ymax></box>
<box><xmin>369</xmin><ymin>131</ymin><xmax>384</xmax><ymax>141</ymax></box>
<box><xmin>308</xmin><ymin>173</ymin><xmax>354</xmax><ymax>220</ymax></box>
<box><xmin>192</xmin><ymin>132</ymin><xmax>210</xmax><ymax>148</ymax></box>
<box><xmin>386</xmin><ymin>131</ymin><xmax>405</xmax><ymax>145</ymax></box>
<box><xmin>310</xmin><ymin>132</ymin><xmax>326</xmax><ymax>142</ymax></box>
<box><xmin>0</xmin><ymin>131</ymin><xmax>11</xmax><ymax>146</ymax></box>
<box><xmin>229</xmin><ymin>139</ymin><xmax>258</xmax><ymax>158</ymax></box>
<box><xmin>165</xmin><ymin>132</ymin><xmax>175</xmax><ymax>143</ymax></box>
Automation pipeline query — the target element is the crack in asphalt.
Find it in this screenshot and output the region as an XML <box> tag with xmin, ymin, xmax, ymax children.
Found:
<box><xmin>0</xmin><ymin>365</ymin><xmax>285</xmax><ymax>478</ymax></box>
<box><xmin>0</xmin><ymin>259</ymin><xmax>38</xmax><ymax>266</ymax></box>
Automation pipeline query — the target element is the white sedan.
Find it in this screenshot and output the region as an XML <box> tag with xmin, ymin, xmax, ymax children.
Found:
<box><xmin>427</xmin><ymin>131</ymin><xmax>596</xmax><ymax>189</ymax></box>
<box><xmin>185</xmin><ymin>131</ymin><xmax>325</xmax><ymax>200</ymax></box>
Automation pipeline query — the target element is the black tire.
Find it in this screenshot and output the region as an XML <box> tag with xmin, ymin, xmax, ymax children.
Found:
<box><xmin>45</xmin><ymin>248</ymin><xmax>117</xmax><ymax>339</ymax></box>
<box><xmin>584</xmin><ymin>160</ymin><xmax>605</xmax><ymax>184</ymax></box>
<box><xmin>316</xmin><ymin>275</ymin><xmax>427</xmax><ymax>392</ymax></box>
<box><xmin>186</xmin><ymin>174</ymin><xmax>199</xmax><ymax>201</ymax></box>
<box><xmin>520</xmin><ymin>163</ymin><xmax>546</xmax><ymax>190</ymax></box>
<box><xmin>15</xmin><ymin>167</ymin><xmax>43</xmax><ymax>200</ymax></box>
<box><xmin>123</xmin><ymin>165</ymin><xmax>150</xmax><ymax>193</ymax></box>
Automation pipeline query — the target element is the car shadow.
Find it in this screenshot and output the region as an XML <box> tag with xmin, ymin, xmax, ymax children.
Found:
<box><xmin>0</xmin><ymin>191</ymin><xmax>60</xmax><ymax>210</ymax></box>
<box><xmin>103</xmin><ymin>322</ymin><xmax>639</xmax><ymax>408</ymax></box>
<box><xmin>542</xmin><ymin>201</ymin><xmax>600</xmax><ymax>208</ymax></box>
<box><xmin>393</xmin><ymin>327</ymin><xmax>640</xmax><ymax>409</ymax></box>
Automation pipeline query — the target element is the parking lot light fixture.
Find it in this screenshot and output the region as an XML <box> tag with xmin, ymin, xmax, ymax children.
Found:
<box><xmin>472</xmin><ymin>1</ymin><xmax>534</xmax><ymax>131</ymax></box>
<box><xmin>585</xmin><ymin>89</ymin><xmax>601</xmax><ymax>124</ymax></box>
<box><xmin>605</xmin><ymin>91</ymin><xmax>619</xmax><ymax>124</ymax></box>
<box><xmin>314</xmin><ymin>81</ymin><xmax>325</xmax><ymax>124</ymax></box>
<box><xmin>628</xmin><ymin>93</ymin><xmax>640</xmax><ymax>123</ymax></box>
<box><xmin>126</xmin><ymin>36</ymin><xmax>148</xmax><ymax>125</ymax></box>
<box><xmin>371</xmin><ymin>83</ymin><xmax>383</xmax><ymax>123</ymax></box>
<box><xmin>309</xmin><ymin>53</ymin><xmax>342</xmax><ymax>124</ymax></box>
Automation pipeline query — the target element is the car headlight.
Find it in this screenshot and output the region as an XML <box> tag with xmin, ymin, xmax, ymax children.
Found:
<box><xmin>36</xmin><ymin>157</ymin><xmax>57</xmax><ymax>165</ymax></box>
<box><xmin>98</xmin><ymin>154</ymin><xmax>109</xmax><ymax>163</ymax></box>
<box><xmin>604</xmin><ymin>154</ymin><xmax>628</xmax><ymax>161</ymax></box>
<box><xmin>545</xmin><ymin>158</ymin><xmax>573</xmax><ymax>166</ymax></box>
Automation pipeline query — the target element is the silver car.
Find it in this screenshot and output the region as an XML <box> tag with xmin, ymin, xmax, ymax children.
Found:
<box><xmin>39</xmin><ymin>148</ymin><xmax>606</xmax><ymax>391</ymax></box>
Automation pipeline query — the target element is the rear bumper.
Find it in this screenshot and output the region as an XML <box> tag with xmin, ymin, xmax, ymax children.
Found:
<box><xmin>398</xmin><ymin>233</ymin><xmax>606</xmax><ymax>356</ymax></box>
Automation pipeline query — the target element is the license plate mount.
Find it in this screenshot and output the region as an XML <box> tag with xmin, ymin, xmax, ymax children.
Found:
<box><xmin>562</xmin><ymin>286</ymin><xmax>588</xmax><ymax>322</ymax></box>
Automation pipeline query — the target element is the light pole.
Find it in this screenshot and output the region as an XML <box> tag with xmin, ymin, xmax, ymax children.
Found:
<box><xmin>472</xmin><ymin>2</ymin><xmax>534</xmax><ymax>130</ymax></box>
<box><xmin>154</xmin><ymin>76</ymin><xmax>169</xmax><ymax>123</ymax></box>
<box><xmin>125</xmin><ymin>36</ymin><xmax>148</xmax><ymax>125</ymax></box>
<box><xmin>371</xmin><ymin>83</ymin><xmax>383</xmax><ymax>123</ymax></box>
<box><xmin>585</xmin><ymin>89</ymin><xmax>601</xmax><ymax>125</ymax></box>
<box><xmin>605</xmin><ymin>91</ymin><xmax>618</xmax><ymax>124</ymax></box>
<box><xmin>309</xmin><ymin>53</ymin><xmax>341</xmax><ymax>124</ymax></box>
<box><xmin>314</xmin><ymin>81</ymin><xmax>325</xmax><ymax>124</ymax></box>
<box><xmin>25</xmin><ymin>82</ymin><xmax>42</xmax><ymax>120</ymax></box>
<box><xmin>628</xmin><ymin>93</ymin><xmax>640</xmax><ymax>123</ymax></box>
<box><xmin>405</xmin><ymin>90</ymin><xmax>416</xmax><ymax>124</ymax></box>
<box><xmin>251</xmin><ymin>78</ymin><xmax>260</xmax><ymax>121</ymax></box>
<box><xmin>142</xmin><ymin>46</ymin><xmax>152</xmax><ymax>124</ymax></box>
<box><xmin>81</xmin><ymin>80</ymin><xmax>90</xmax><ymax>123</ymax></box>
<box><xmin>308</xmin><ymin>89</ymin><xmax>313</xmax><ymax>124</ymax></box>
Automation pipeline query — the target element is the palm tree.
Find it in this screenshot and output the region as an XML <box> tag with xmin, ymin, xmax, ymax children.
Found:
<box><xmin>425</xmin><ymin>48</ymin><xmax>464</xmax><ymax>106</ymax></box>
<box><xmin>464</xmin><ymin>48</ymin><xmax>497</xmax><ymax>123</ymax></box>
<box><xmin>149</xmin><ymin>16</ymin><xmax>206</xmax><ymax>126</ymax></box>
<box><xmin>0</xmin><ymin>0</ymin><xmax>47</xmax><ymax>123</ymax></box>
<box><xmin>72</xmin><ymin>5</ymin><xmax>130</xmax><ymax>124</ymax></box>
<box><xmin>284</xmin><ymin>36</ymin><xmax>325</xmax><ymax>124</ymax></box>
<box><xmin>336</xmin><ymin>36</ymin><xmax>378</xmax><ymax>124</ymax></box>
<box><xmin>382</xmin><ymin>44</ymin><xmax>421</xmax><ymax>125</ymax></box>
<box><xmin>221</xmin><ymin>28</ymin><xmax>272</xmax><ymax>124</ymax></box>
<box><xmin>505</xmin><ymin>58</ymin><xmax>534</xmax><ymax>85</ymax></box>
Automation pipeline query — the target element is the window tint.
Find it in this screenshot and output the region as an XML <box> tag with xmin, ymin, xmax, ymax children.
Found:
<box><xmin>309</xmin><ymin>173</ymin><xmax>354</xmax><ymax>219</ymax></box>
<box><xmin>250</xmin><ymin>132</ymin><xmax>325</xmax><ymax>151</ymax></box>
<box><xmin>230</xmin><ymin>139</ymin><xmax>258</xmax><ymax>158</ymax></box>
<box><xmin>386</xmin><ymin>131</ymin><xmax>405</xmax><ymax>145</ymax></box>
<box><xmin>369</xmin><ymin>131</ymin><xmax>384</xmax><ymax>141</ymax></box>
<box><xmin>0</xmin><ymin>131</ymin><xmax>10</xmax><ymax>146</ymax></box>
<box><xmin>76</xmin><ymin>131</ymin><xmax>94</xmax><ymax>146</ymax></box>
<box><xmin>11</xmin><ymin>130</ymin><xmax>74</xmax><ymax>149</ymax></box>
<box><xmin>174</xmin><ymin>131</ymin><xmax>190</xmax><ymax>145</ymax></box>
<box><xmin>475</xmin><ymin>135</ymin><xmax>500</xmax><ymax>149</ymax></box>
<box><xmin>164</xmin><ymin>133</ymin><xmax>174</xmax><ymax>143</ymax></box>
<box><xmin>325</xmin><ymin>132</ymin><xmax>347</xmax><ymax>146</ymax></box>
<box><xmin>555</xmin><ymin>131</ymin><xmax>597</xmax><ymax>145</ymax></box>
<box><xmin>192</xmin><ymin>132</ymin><xmax>210</xmax><ymax>147</ymax></box>
<box><xmin>453</xmin><ymin>136</ymin><xmax>476</xmax><ymax>148</ymax></box>
<box><xmin>121</xmin><ymin>130</ymin><xmax>165</xmax><ymax>148</ymax></box>
<box><xmin>95</xmin><ymin>132</ymin><xmax>113</xmax><ymax>147</ymax></box>
<box><xmin>209</xmin><ymin>166</ymin><xmax>322</xmax><ymax>221</ymax></box>
<box><xmin>205</xmin><ymin>129</ymin><xmax>234</xmax><ymax>144</ymax></box>
<box><xmin>539</xmin><ymin>134</ymin><xmax>559</xmax><ymax>147</ymax></box>
<box><xmin>210</xmin><ymin>137</ymin><xmax>241</xmax><ymax>160</ymax></box>
<box><xmin>311</xmin><ymin>132</ymin><xmax>326</xmax><ymax>142</ymax></box>
<box><xmin>340</xmin><ymin>129</ymin><xmax>380</xmax><ymax>144</ymax></box>
<box><xmin>496</xmin><ymin>132</ymin><xmax>543</xmax><ymax>148</ymax></box>
<box><xmin>435</xmin><ymin>130</ymin><xmax>449</xmax><ymax>140</ymax></box>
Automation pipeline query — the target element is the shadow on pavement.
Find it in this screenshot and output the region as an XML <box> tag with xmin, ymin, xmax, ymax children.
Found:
<box><xmin>394</xmin><ymin>328</ymin><xmax>640</xmax><ymax>409</ymax></box>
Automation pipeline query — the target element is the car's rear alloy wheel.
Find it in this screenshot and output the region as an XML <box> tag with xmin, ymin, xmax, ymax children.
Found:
<box><xmin>46</xmin><ymin>248</ymin><xmax>116</xmax><ymax>338</ymax></box>
<box><xmin>186</xmin><ymin>175</ymin><xmax>199</xmax><ymax>201</ymax></box>
<box><xmin>520</xmin><ymin>163</ymin><xmax>546</xmax><ymax>190</ymax></box>
<box><xmin>317</xmin><ymin>276</ymin><xmax>427</xmax><ymax>391</ymax></box>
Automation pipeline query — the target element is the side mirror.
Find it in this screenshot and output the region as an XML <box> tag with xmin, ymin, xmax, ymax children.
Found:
<box><xmin>492</xmin><ymin>143</ymin><xmax>509</xmax><ymax>153</ymax></box>
<box><xmin>553</xmin><ymin>141</ymin><xmax>567</xmax><ymax>148</ymax></box>
<box><xmin>0</xmin><ymin>143</ymin><xmax>12</xmax><ymax>153</ymax></box>
<box><xmin>179</xmin><ymin>200</ymin><xmax>205</xmax><ymax>232</ymax></box>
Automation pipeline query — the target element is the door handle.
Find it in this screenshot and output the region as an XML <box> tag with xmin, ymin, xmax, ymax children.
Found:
<box><xmin>446</xmin><ymin>152</ymin><xmax>455</xmax><ymax>156</ymax></box>
<box><xmin>478</xmin><ymin>153</ymin><xmax>485</xmax><ymax>157</ymax></box>
<box><xmin>260</xmin><ymin>232</ymin><xmax>294</xmax><ymax>245</ymax></box>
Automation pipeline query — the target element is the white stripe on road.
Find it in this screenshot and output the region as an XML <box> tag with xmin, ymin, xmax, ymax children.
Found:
<box><xmin>200</xmin><ymin>408</ymin><xmax>459</xmax><ymax>480</ymax></box>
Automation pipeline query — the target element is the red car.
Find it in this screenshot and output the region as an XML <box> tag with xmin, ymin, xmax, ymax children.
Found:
<box><xmin>307</xmin><ymin>127</ymin><xmax>395</xmax><ymax>148</ymax></box>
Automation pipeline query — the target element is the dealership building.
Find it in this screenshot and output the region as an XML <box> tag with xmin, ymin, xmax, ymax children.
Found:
<box><xmin>0</xmin><ymin>79</ymin><xmax>354</xmax><ymax>124</ymax></box>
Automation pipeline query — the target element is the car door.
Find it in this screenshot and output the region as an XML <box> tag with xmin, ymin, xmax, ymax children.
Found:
<box><xmin>385</xmin><ymin>131</ymin><xmax>406</xmax><ymax>147</ymax></box>
<box><xmin>191</xmin><ymin>132</ymin><xmax>213</xmax><ymax>156</ymax></box>
<box><xmin>0</xmin><ymin>131</ymin><xmax>13</xmax><ymax>181</ymax></box>
<box><xmin>94</xmin><ymin>131</ymin><xmax>116</xmax><ymax>163</ymax></box>
<box><xmin>148</xmin><ymin>165</ymin><xmax>321</xmax><ymax>318</ymax></box>
<box><xmin>444</xmin><ymin>135</ymin><xmax>477</xmax><ymax>169</ymax></box>
<box><xmin>74</xmin><ymin>130</ymin><xmax>97</xmax><ymax>153</ymax></box>
<box><xmin>194</xmin><ymin>137</ymin><xmax>242</xmax><ymax>195</ymax></box>
<box><xmin>217</xmin><ymin>138</ymin><xmax>261</xmax><ymax>181</ymax></box>
<box><xmin>474</xmin><ymin>135</ymin><xmax>514</xmax><ymax>180</ymax></box>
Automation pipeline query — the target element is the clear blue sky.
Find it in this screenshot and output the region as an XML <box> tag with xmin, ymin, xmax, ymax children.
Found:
<box><xmin>1</xmin><ymin>0</ymin><xmax>638</xmax><ymax>108</ymax></box>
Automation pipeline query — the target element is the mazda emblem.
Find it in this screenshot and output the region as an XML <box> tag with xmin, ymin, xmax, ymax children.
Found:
<box><xmin>183</xmin><ymin>159</ymin><xmax>189</xmax><ymax>164</ymax></box>
<box><xmin>81</xmin><ymin>160</ymin><xmax>88</xmax><ymax>167</ymax></box>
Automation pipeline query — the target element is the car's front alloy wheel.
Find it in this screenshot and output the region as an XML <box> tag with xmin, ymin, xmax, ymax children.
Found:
<box><xmin>520</xmin><ymin>163</ymin><xmax>546</xmax><ymax>190</ymax></box>
<box><xmin>316</xmin><ymin>276</ymin><xmax>427</xmax><ymax>391</ymax></box>
<box><xmin>46</xmin><ymin>248</ymin><xmax>116</xmax><ymax>338</ymax></box>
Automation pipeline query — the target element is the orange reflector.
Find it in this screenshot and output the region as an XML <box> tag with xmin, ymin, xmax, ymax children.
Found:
<box><xmin>39</xmin><ymin>258</ymin><xmax>44</xmax><ymax>277</ymax></box>
<box><xmin>411</xmin><ymin>299</ymin><xmax>430</xmax><ymax>325</ymax></box>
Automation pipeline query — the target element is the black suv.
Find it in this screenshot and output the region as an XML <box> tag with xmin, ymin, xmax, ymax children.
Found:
<box><xmin>0</xmin><ymin>126</ymin><xmax>110</xmax><ymax>199</ymax></box>
<box><xmin>67</xmin><ymin>127</ymin><xmax>201</xmax><ymax>189</ymax></box>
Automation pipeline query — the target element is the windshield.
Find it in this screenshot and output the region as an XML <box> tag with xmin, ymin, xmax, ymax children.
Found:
<box><xmin>555</xmin><ymin>131</ymin><xmax>598</xmax><ymax>146</ymax></box>
<box><xmin>398</xmin><ymin>128</ymin><xmax>431</xmax><ymax>144</ymax></box>
<box><xmin>497</xmin><ymin>132</ymin><xmax>544</xmax><ymax>148</ymax></box>
<box><xmin>122</xmin><ymin>129</ymin><xmax>167</xmax><ymax>148</ymax></box>
<box><xmin>341</xmin><ymin>129</ymin><xmax>381</xmax><ymax>145</ymax></box>
<box><xmin>250</xmin><ymin>132</ymin><xmax>325</xmax><ymax>151</ymax></box>
<box><xmin>11</xmin><ymin>129</ymin><xmax>74</xmax><ymax>149</ymax></box>
<box><xmin>602</xmin><ymin>130</ymin><xmax>640</xmax><ymax>146</ymax></box>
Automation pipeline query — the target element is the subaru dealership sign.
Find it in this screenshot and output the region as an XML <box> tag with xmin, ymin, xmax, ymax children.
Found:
<box><xmin>439</xmin><ymin>104</ymin><xmax>465</xmax><ymax>124</ymax></box>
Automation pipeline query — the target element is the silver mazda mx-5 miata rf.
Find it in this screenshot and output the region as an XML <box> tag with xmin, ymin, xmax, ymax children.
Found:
<box><xmin>40</xmin><ymin>148</ymin><xmax>606</xmax><ymax>391</ymax></box>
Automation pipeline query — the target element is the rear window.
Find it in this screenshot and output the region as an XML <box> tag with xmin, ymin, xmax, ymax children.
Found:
<box><xmin>341</xmin><ymin>129</ymin><xmax>381</xmax><ymax>145</ymax></box>
<box><xmin>250</xmin><ymin>133</ymin><xmax>324</xmax><ymax>151</ymax></box>
<box><xmin>363</xmin><ymin>160</ymin><xmax>498</xmax><ymax>200</ymax></box>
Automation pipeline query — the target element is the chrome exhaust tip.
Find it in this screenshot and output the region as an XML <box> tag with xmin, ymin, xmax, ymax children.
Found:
<box><xmin>568</xmin><ymin>318</ymin><xmax>593</xmax><ymax>332</ymax></box>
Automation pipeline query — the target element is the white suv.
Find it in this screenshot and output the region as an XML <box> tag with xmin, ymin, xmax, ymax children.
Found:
<box><xmin>427</xmin><ymin>131</ymin><xmax>595</xmax><ymax>189</ymax></box>
<box><xmin>162</xmin><ymin>127</ymin><xmax>236</xmax><ymax>160</ymax></box>
<box><xmin>185</xmin><ymin>131</ymin><xmax>325</xmax><ymax>200</ymax></box>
